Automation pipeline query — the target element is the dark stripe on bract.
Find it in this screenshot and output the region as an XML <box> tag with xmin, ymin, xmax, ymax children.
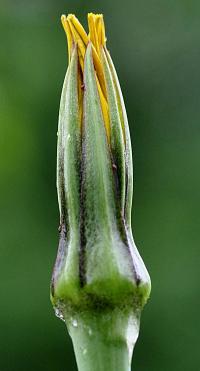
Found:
<box><xmin>79</xmin><ymin>134</ymin><xmax>87</xmax><ymax>287</ymax></box>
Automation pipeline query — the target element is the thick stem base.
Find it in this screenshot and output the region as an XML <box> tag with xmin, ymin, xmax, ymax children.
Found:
<box><xmin>65</xmin><ymin>308</ymin><xmax>140</xmax><ymax>371</ymax></box>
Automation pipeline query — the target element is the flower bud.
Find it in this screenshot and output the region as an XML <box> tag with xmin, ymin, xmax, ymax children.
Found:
<box><xmin>51</xmin><ymin>13</ymin><xmax>151</xmax><ymax>318</ymax></box>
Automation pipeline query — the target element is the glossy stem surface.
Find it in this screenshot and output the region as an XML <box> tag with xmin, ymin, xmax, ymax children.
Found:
<box><xmin>65</xmin><ymin>308</ymin><xmax>140</xmax><ymax>371</ymax></box>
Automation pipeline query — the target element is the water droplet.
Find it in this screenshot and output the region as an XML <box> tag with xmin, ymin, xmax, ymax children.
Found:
<box><xmin>67</xmin><ymin>134</ymin><xmax>71</xmax><ymax>141</ymax></box>
<box><xmin>83</xmin><ymin>348</ymin><xmax>87</xmax><ymax>355</ymax></box>
<box><xmin>72</xmin><ymin>319</ymin><xmax>78</xmax><ymax>327</ymax></box>
<box><xmin>88</xmin><ymin>328</ymin><xmax>92</xmax><ymax>336</ymax></box>
<box><xmin>54</xmin><ymin>308</ymin><xmax>65</xmax><ymax>322</ymax></box>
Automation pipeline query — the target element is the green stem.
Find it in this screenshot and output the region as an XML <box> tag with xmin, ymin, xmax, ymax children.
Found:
<box><xmin>65</xmin><ymin>308</ymin><xmax>140</xmax><ymax>371</ymax></box>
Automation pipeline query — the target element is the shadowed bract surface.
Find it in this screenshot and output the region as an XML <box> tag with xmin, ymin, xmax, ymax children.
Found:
<box><xmin>0</xmin><ymin>0</ymin><xmax>199</xmax><ymax>370</ymax></box>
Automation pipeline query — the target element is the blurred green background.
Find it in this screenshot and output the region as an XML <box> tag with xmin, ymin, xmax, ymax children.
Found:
<box><xmin>1</xmin><ymin>0</ymin><xmax>199</xmax><ymax>370</ymax></box>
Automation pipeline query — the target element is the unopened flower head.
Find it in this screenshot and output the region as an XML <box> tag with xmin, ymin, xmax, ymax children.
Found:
<box><xmin>51</xmin><ymin>14</ymin><xmax>151</xmax><ymax>314</ymax></box>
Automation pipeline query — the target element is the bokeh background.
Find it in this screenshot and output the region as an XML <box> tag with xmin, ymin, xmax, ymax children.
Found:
<box><xmin>1</xmin><ymin>0</ymin><xmax>200</xmax><ymax>370</ymax></box>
